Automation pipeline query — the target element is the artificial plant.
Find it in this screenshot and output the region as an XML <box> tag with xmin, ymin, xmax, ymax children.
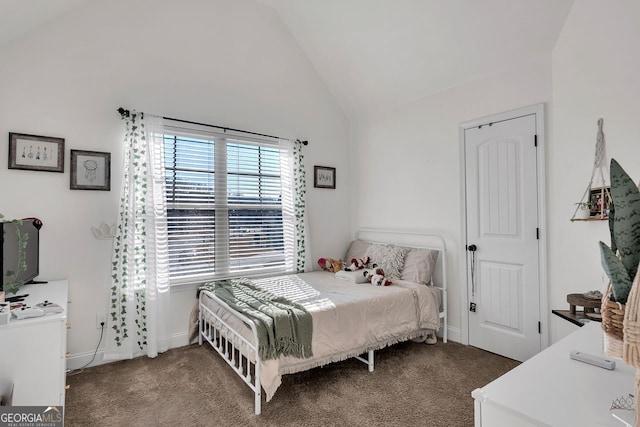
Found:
<box><xmin>0</xmin><ymin>213</ymin><xmax>29</xmax><ymax>295</ymax></box>
<box><xmin>599</xmin><ymin>159</ymin><xmax>640</xmax><ymax>304</ymax></box>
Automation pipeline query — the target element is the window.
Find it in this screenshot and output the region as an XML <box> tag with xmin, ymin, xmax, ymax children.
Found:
<box><xmin>163</xmin><ymin>128</ymin><xmax>294</xmax><ymax>284</ymax></box>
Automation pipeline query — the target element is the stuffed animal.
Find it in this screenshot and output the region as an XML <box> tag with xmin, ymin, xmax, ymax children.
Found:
<box><xmin>363</xmin><ymin>267</ymin><xmax>392</xmax><ymax>286</ymax></box>
<box><xmin>318</xmin><ymin>257</ymin><xmax>343</xmax><ymax>273</ymax></box>
<box><xmin>345</xmin><ymin>255</ymin><xmax>370</xmax><ymax>271</ymax></box>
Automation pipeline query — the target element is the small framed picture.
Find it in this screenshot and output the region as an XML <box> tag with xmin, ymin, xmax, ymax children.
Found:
<box><xmin>70</xmin><ymin>150</ymin><xmax>111</xmax><ymax>191</ymax></box>
<box><xmin>589</xmin><ymin>186</ymin><xmax>611</xmax><ymax>217</ymax></box>
<box><xmin>314</xmin><ymin>166</ymin><xmax>336</xmax><ymax>189</ymax></box>
<box><xmin>8</xmin><ymin>132</ymin><xmax>65</xmax><ymax>173</ymax></box>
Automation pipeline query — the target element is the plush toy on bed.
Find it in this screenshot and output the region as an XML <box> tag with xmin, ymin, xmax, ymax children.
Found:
<box><xmin>318</xmin><ymin>257</ymin><xmax>343</xmax><ymax>273</ymax></box>
<box><xmin>363</xmin><ymin>267</ymin><xmax>392</xmax><ymax>286</ymax></box>
<box><xmin>345</xmin><ymin>255</ymin><xmax>370</xmax><ymax>272</ymax></box>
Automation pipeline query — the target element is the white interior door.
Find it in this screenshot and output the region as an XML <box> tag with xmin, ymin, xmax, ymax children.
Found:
<box><xmin>464</xmin><ymin>113</ymin><xmax>540</xmax><ymax>362</ymax></box>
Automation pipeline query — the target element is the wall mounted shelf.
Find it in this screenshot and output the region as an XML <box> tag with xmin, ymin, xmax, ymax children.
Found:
<box><xmin>570</xmin><ymin>216</ymin><xmax>608</xmax><ymax>222</ymax></box>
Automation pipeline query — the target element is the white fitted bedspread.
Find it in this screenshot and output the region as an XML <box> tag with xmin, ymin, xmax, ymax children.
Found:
<box><xmin>200</xmin><ymin>271</ymin><xmax>441</xmax><ymax>401</ymax></box>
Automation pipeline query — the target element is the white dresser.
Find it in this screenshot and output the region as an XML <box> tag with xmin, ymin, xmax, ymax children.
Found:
<box><xmin>0</xmin><ymin>280</ymin><xmax>69</xmax><ymax>406</ymax></box>
<box><xmin>473</xmin><ymin>321</ymin><xmax>636</xmax><ymax>426</ymax></box>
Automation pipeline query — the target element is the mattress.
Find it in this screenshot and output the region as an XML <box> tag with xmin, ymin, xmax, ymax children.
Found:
<box><xmin>199</xmin><ymin>270</ymin><xmax>442</xmax><ymax>401</ymax></box>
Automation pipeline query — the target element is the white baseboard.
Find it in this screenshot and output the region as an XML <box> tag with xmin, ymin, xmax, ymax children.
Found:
<box><xmin>170</xmin><ymin>331</ymin><xmax>191</xmax><ymax>348</ymax></box>
<box><xmin>67</xmin><ymin>327</ymin><xmax>461</xmax><ymax>371</ymax></box>
<box><xmin>444</xmin><ymin>325</ymin><xmax>462</xmax><ymax>343</ymax></box>
<box><xmin>66</xmin><ymin>332</ymin><xmax>192</xmax><ymax>371</ymax></box>
<box><xmin>66</xmin><ymin>348</ymin><xmax>108</xmax><ymax>371</ymax></box>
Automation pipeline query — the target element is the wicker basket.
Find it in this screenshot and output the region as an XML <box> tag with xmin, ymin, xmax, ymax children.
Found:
<box><xmin>602</xmin><ymin>281</ymin><xmax>625</xmax><ymax>358</ymax></box>
<box><xmin>622</xmin><ymin>271</ymin><xmax>640</xmax><ymax>427</ymax></box>
<box><xmin>623</xmin><ymin>271</ymin><xmax>640</xmax><ymax>367</ymax></box>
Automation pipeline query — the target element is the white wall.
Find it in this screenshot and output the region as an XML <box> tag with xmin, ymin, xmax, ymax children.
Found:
<box><xmin>5</xmin><ymin>0</ymin><xmax>637</xmax><ymax>366</ymax></box>
<box><xmin>0</xmin><ymin>0</ymin><xmax>350</xmax><ymax>366</ymax></box>
<box><xmin>350</xmin><ymin>0</ymin><xmax>640</xmax><ymax>346</ymax></box>
<box><xmin>350</xmin><ymin>57</ymin><xmax>552</xmax><ymax>340</ymax></box>
<box><xmin>549</xmin><ymin>0</ymin><xmax>640</xmax><ymax>342</ymax></box>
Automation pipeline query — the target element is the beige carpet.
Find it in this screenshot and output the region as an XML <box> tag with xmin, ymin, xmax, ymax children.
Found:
<box><xmin>65</xmin><ymin>340</ymin><xmax>518</xmax><ymax>427</ymax></box>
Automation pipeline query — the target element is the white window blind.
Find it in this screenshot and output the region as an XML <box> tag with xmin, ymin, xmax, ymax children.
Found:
<box><xmin>163</xmin><ymin>128</ymin><xmax>291</xmax><ymax>284</ymax></box>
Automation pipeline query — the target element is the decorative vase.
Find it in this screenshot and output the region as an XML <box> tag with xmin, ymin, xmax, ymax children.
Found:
<box><xmin>575</xmin><ymin>206</ymin><xmax>591</xmax><ymax>220</ymax></box>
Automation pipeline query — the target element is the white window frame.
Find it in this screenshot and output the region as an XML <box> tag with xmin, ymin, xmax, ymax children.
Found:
<box><xmin>163</xmin><ymin>124</ymin><xmax>293</xmax><ymax>287</ymax></box>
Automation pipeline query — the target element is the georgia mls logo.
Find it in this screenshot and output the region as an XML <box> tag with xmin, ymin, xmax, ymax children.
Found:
<box><xmin>0</xmin><ymin>405</ymin><xmax>63</xmax><ymax>427</ymax></box>
<box><xmin>44</xmin><ymin>406</ymin><xmax>62</xmax><ymax>418</ymax></box>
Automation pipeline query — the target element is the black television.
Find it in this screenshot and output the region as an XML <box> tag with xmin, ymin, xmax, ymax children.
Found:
<box><xmin>1</xmin><ymin>218</ymin><xmax>42</xmax><ymax>294</ymax></box>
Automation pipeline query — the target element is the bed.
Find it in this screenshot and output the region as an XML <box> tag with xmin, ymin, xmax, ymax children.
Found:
<box><xmin>198</xmin><ymin>229</ymin><xmax>448</xmax><ymax>415</ymax></box>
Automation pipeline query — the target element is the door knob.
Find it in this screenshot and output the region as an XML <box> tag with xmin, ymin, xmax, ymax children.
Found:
<box><xmin>467</xmin><ymin>244</ymin><xmax>477</xmax><ymax>252</ymax></box>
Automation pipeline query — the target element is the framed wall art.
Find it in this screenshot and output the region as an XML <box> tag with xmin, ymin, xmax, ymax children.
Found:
<box><xmin>589</xmin><ymin>186</ymin><xmax>611</xmax><ymax>217</ymax></box>
<box><xmin>314</xmin><ymin>165</ymin><xmax>336</xmax><ymax>189</ymax></box>
<box><xmin>70</xmin><ymin>150</ymin><xmax>111</xmax><ymax>191</ymax></box>
<box><xmin>8</xmin><ymin>132</ymin><xmax>65</xmax><ymax>172</ymax></box>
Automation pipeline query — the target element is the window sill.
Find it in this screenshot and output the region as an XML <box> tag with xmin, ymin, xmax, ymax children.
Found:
<box><xmin>169</xmin><ymin>270</ymin><xmax>296</xmax><ymax>294</ymax></box>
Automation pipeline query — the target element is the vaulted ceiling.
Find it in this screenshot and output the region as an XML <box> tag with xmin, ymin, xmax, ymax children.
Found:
<box><xmin>0</xmin><ymin>0</ymin><xmax>93</xmax><ymax>48</ymax></box>
<box><xmin>258</xmin><ymin>0</ymin><xmax>574</xmax><ymax>119</ymax></box>
<box><xmin>0</xmin><ymin>0</ymin><xmax>574</xmax><ymax>121</ymax></box>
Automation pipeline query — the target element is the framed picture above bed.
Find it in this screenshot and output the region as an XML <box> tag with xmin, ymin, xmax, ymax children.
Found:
<box><xmin>314</xmin><ymin>165</ymin><xmax>336</xmax><ymax>189</ymax></box>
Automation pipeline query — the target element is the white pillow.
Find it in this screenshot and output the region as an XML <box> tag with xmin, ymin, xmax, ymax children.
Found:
<box><xmin>335</xmin><ymin>270</ymin><xmax>368</xmax><ymax>284</ymax></box>
<box><xmin>344</xmin><ymin>239</ymin><xmax>370</xmax><ymax>263</ymax></box>
<box><xmin>400</xmin><ymin>248</ymin><xmax>439</xmax><ymax>285</ymax></box>
<box><xmin>365</xmin><ymin>244</ymin><xmax>408</xmax><ymax>279</ymax></box>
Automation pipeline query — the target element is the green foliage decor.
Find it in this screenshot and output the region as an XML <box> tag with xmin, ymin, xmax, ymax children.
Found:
<box><xmin>293</xmin><ymin>141</ymin><xmax>307</xmax><ymax>273</ymax></box>
<box><xmin>0</xmin><ymin>213</ymin><xmax>29</xmax><ymax>295</ymax></box>
<box><xmin>110</xmin><ymin>110</ymin><xmax>149</xmax><ymax>350</ymax></box>
<box><xmin>599</xmin><ymin>159</ymin><xmax>640</xmax><ymax>304</ymax></box>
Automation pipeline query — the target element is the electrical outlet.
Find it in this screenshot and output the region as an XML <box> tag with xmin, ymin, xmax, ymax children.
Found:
<box><xmin>96</xmin><ymin>313</ymin><xmax>107</xmax><ymax>329</ymax></box>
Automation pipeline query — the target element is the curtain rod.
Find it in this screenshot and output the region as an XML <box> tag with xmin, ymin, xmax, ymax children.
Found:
<box><xmin>117</xmin><ymin>108</ymin><xmax>308</xmax><ymax>146</ymax></box>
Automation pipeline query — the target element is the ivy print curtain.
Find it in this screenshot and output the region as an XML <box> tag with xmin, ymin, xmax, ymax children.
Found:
<box><xmin>280</xmin><ymin>139</ymin><xmax>309</xmax><ymax>272</ymax></box>
<box><xmin>105</xmin><ymin>111</ymin><xmax>171</xmax><ymax>360</ymax></box>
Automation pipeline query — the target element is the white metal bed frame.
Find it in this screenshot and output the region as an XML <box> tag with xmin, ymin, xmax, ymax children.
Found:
<box><xmin>198</xmin><ymin>229</ymin><xmax>447</xmax><ymax>415</ymax></box>
<box><xmin>355</xmin><ymin>229</ymin><xmax>448</xmax><ymax>343</ymax></box>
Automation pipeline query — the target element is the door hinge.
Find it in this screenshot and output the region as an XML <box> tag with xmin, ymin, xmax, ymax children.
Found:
<box><xmin>534</xmin><ymin>134</ymin><xmax>538</xmax><ymax>147</ymax></box>
<box><xmin>538</xmin><ymin>321</ymin><xmax>541</xmax><ymax>334</ymax></box>
<box><xmin>536</xmin><ymin>228</ymin><xmax>540</xmax><ymax>239</ymax></box>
